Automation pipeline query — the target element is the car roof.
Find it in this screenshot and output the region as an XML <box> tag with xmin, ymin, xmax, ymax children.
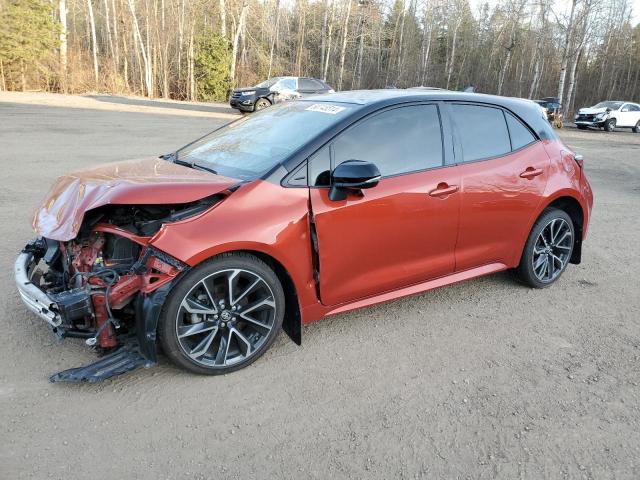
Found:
<box><xmin>296</xmin><ymin>89</ymin><xmax>557</xmax><ymax>143</ymax></box>
<box><xmin>301</xmin><ymin>89</ymin><xmax>538</xmax><ymax>109</ymax></box>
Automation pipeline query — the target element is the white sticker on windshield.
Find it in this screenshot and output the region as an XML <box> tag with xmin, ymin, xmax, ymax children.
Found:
<box><xmin>305</xmin><ymin>104</ymin><xmax>346</xmax><ymax>114</ymax></box>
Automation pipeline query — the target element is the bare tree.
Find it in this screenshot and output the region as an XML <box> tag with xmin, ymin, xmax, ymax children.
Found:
<box><xmin>87</xmin><ymin>0</ymin><xmax>99</xmax><ymax>85</ymax></box>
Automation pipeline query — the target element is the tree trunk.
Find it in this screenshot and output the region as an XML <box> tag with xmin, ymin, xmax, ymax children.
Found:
<box><xmin>323</xmin><ymin>0</ymin><xmax>336</xmax><ymax>81</ymax></box>
<box><xmin>87</xmin><ymin>0</ymin><xmax>100</xmax><ymax>86</ymax></box>
<box><xmin>220</xmin><ymin>0</ymin><xmax>227</xmax><ymax>38</ymax></box>
<box><xmin>127</xmin><ymin>0</ymin><xmax>152</xmax><ymax>96</ymax></box>
<box><xmin>230</xmin><ymin>2</ymin><xmax>249</xmax><ymax>84</ymax></box>
<box><xmin>103</xmin><ymin>0</ymin><xmax>116</xmax><ymax>83</ymax></box>
<box><xmin>59</xmin><ymin>0</ymin><xmax>68</xmax><ymax>91</ymax></box>
<box><xmin>268</xmin><ymin>0</ymin><xmax>280</xmax><ymax>77</ymax></box>
<box><xmin>295</xmin><ymin>0</ymin><xmax>306</xmax><ymax>76</ymax></box>
<box><xmin>111</xmin><ymin>0</ymin><xmax>120</xmax><ymax>69</ymax></box>
<box><xmin>320</xmin><ymin>0</ymin><xmax>329</xmax><ymax>78</ymax></box>
<box><xmin>337</xmin><ymin>0</ymin><xmax>352</xmax><ymax>91</ymax></box>
<box><xmin>557</xmin><ymin>0</ymin><xmax>577</xmax><ymax>105</ymax></box>
<box><xmin>0</xmin><ymin>60</ymin><xmax>6</xmax><ymax>91</ymax></box>
<box><xmin>446</xmin><ymin>17</ymin><xmax>461</xmax><ymax>90</ymax></box>
<box><xmin>528</xmin><ymin>53</ymin><xmax>539</xmax><ymax>99</ymax></box>
<box><xmin>188</xmin><ymin>26</ymin><xmax>195</xmax><ymax>100</ymax></box>
<box><xmin>355</xmin><ymin>10</ymin><xmax>365</xmax><ymax>89</ymax></box>
<box><xmin>565</xmin><ymin>45</ymin><xmax>582</xmax><ymax>116</ymax></box>
<box><xmin>420</xmin><ymin>11</ymin><xmax>432</xmax><ymax>86</ymax></box>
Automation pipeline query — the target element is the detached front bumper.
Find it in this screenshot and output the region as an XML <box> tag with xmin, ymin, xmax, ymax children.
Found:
<box><xmin>14</xmin><ymin>251</ymin><xmax>62</xmax><ymax>328</ymax></box>
<box><xmin>575</xmin><ymin>119</ymin><xmax>606</xmax><ymax>128</ymax></box>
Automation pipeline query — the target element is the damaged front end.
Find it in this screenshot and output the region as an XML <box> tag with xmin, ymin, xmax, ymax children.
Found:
<box><xmin>15</xmin><ymin>198</ymin><xmax>233</xmax><ymax>383</ymax></box>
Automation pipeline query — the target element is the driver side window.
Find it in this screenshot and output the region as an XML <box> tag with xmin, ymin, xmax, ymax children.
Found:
<box><xmin>308</xmin><ymin>104</ymin><xmax>443</xmax><ymax>186</ymax></box>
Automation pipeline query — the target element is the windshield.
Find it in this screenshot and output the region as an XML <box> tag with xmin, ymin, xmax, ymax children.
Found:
<box><xmin>594</xmin><ymin>101</ymin><xmax>623</xmax><ymax>110</ymax></box>
<box><xmin>255</xmin><ymin>78</ymin><xmax>281</xmax><ymax>88</ymax></box>
<box><xmin>177</xmin><ymin>101</ymin><xmax>353</xmax><ymax>180</ymax></box>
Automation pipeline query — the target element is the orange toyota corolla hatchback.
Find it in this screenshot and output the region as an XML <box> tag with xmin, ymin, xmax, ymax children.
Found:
<box><xmin>15</xmin><ymin>90</ymin><xmax>593</xmax><ymax>382</ymax></box>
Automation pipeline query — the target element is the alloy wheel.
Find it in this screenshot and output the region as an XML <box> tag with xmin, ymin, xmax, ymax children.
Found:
<box><xmin>531</xmin><ymin>218</ymin><xmax>573</xmax><ymax>282</ymax></box>
<box><xmin>175</xmin><ymin>269</ymin><xmax>277</xmax><ymax>367</ymax></box>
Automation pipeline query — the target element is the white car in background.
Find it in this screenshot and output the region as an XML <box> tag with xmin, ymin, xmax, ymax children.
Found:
<box><xmin>575</xmin><ymin>101</ymin><xmax>640</xmax><ymax>132</ymax></box>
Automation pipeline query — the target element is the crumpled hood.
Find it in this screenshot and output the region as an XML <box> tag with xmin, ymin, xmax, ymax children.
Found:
<box><xmin>33</xmin><ymin>157</ymin><xmax>239</xmax><ymax>241</ymax></box>
<box><xmin>578</xmin><ymin>107</ymin><xmax>608</xmax><ymax>115</ymax></box>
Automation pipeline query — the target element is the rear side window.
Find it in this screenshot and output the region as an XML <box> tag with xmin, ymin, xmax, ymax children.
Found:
<box><xmin>276</xmin><ymin>78</ymin><xmax>296</xmax><ymax>90</ymax></box>
<box><xmin>451</xmin><ymin>104</ymin><xmax>511</xmax><ymax>162</ymax></box>
<box><xmin>298</xmin><ymin>78</ymin><xmax>316</xmax><ymax>90</ymax></box>
<box><xmin>505</xmin><ymin>112</ymin><xmax>536</xmax><ymax>150</ymax></box>
<box><xmin>332</xmin><ymin>104</ymin><xmax>444</xmax><ymax>177</ymax></box>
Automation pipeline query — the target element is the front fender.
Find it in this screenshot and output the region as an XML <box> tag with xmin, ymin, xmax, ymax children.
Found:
<box><xmin>148</xmin><ymin>180</ymin><xmax>319</xmax><ymax>323</ymax></box>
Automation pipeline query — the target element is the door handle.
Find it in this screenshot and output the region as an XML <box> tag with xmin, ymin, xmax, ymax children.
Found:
<box><xmin>520</xmin><ymin>167</ymin><xmax>544</xmax><ymax>180</ymax></box>
<box><xmin>428</xmin><ymin>183</ymin><xmax>459</xmax><ymax>198</ymax></box>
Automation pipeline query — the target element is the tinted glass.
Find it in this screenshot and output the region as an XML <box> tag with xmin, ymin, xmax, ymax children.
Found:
<box><xmin>276</xmin><ymin>78</ymin><xmax>296</xmax><ymax>90</ymax></box>
<box><xmin>594</xmin><ymin>101</ymin><xmax>623</xmax><ymax>110</ymax></box>
<box><xmin>630</xmin><ymin>104</ymin><xmax>640</xmax><ymax>111</ymax></box>
<box><xmin>178</xmin><ymin>102</ymin><xmax>353</xmax><ymax>180</ymax></box>
<box><xmin>451</xmin><ymin>104</ymin><xmax>511</xmax><ymax>162</ymax></box>
<box><xmin>298</xmin><ymin>79</ymin><xmax>317</xmax><ymax>90</ymax></box>
<box><xmin>332</xmin><ymin>105</ymin><xmax>443</xmax><ymax>177</ymax></box>
<box><xmin>309</xmin><ymin>146</ymin><xmax>331</xmax><ymax>186</ymax></box>
<box><xmin>505</xmin><ymin>112</ymin><xmax>536</xmax><ymax>150</ymax></box>
<box><xmin>255</xmin><ymin>77</ymin><xmax>280</xmax><ymax>88</ymax></box>
<box><xmin>311</xmin><ymin>79</ymin><xmax>327</xmax><ymax>90</ymax></box>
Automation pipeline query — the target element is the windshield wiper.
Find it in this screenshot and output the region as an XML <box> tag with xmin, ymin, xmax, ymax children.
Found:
<box><xmin>192</xmin><ymin>163</ymin><xmax>218</xmax><ymax>175</ymax></box>
<box><xmin>161</xmin><ymin>151</ymin><xmax>194</xmax><ymax>168</ymax></box>
<box><xmin>161</xmin><ymin>152</ymin><xmax>216</xmax><ymax>174</ymax></box>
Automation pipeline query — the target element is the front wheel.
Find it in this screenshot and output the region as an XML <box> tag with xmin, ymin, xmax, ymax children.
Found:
<box><xmin>254</xmin><ymin>98</ymin><xmax>271</xmax><ymax>111</ymax></box>
<box><xmin>515</xmin><ymin>209</ymin><xmax>575</xmax><ymax>288</ymax></box>
<box><xmin>158</xmin><ymin>253</ymin><xmax>285</xmax><ymax>375</ymax></box>
<box><xmin>604</xmin><ymin>119</ymin><xmax>616</xmax><ymax>132</ymax></box>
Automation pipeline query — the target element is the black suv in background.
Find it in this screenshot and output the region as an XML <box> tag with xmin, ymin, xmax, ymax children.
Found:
<box><xmin>230</xmin><ymin>76</ymin><xmax>334</xmax><ymax>112</ymax></box>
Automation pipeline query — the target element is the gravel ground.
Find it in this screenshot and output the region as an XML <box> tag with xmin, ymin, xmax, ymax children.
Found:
<box><xmin>1</xmin><ymin>96</ymin><xmax>639</xmax><ymax>480</ymax></box>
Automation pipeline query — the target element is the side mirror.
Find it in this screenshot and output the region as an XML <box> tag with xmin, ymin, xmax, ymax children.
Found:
<box><xmin>328</xmin><ymin>160</ymin><xmax>381</xmax><ymax>201</ymax></box>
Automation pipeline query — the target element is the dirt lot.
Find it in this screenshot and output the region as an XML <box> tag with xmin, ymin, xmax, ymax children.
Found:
<box><xmin>1</xmin><ymin>94</ymin><xmax>639</xmax><ymax>480</ymax></box>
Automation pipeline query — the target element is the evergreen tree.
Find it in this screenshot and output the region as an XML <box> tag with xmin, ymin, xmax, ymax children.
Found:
<box><xmin>0</xmin><ymin>0</ymin><xmax>60</xmax><ymax>90</ymax></box>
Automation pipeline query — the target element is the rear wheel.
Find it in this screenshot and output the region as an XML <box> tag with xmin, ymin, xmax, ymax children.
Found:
<box><xmin>158</xmin><ymin>253</ymin><xmax>285</xmax><ymax>375</ymax></box>
<box><xmin>633</xmin><ymin>121</ymin><xmax>640</xmax><ymax>133</ymax></box>
<box><xmin>604</xmin><ymin>118</ymin><xmax>616</xmax><ymax>132</ymax></box>
<box><xmin>516</xmin><ymin>209</ymin><xmax>575</xmax><ymax>288</ymax></box>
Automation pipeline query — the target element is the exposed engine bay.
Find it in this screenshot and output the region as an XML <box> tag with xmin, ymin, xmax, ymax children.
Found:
<box><xmin>17</xmin><ymin>198</ymin><xmax>226</xmax><ymax>382</ymax></box>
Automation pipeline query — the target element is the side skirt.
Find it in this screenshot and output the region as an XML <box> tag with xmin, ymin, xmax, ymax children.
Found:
<box><xmin>324</xmin><ymin>263</ymin><xmax>508</xmax><ymax>317</ymax></box>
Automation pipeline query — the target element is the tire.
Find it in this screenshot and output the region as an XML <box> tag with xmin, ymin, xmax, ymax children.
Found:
<box><xmin>604</xmin><ymin>118</ymin><xmax>616</xmax><ymax>132</ymax></box>
<box><xmin>633</xmin><ymin>121</ymin><xmax>640</xmax><ymax>133</ymax></box>
<box><xmin>254</xmin><ymin>98</ymin><xmax>271</xmax><ymax>111</ymax></box>
<box><xmin>158</xmin><ymin>252</ymin><xmax>285</xmax><ymax>375</ymax></box>
<box><xmin>515</xmin><ymin>208</ymin><xmax>575</xmax><ymax>289</ymax></box>
<box><xmin>576</xmin><ymin>125</ymin><xmax>588</xmax><ymax>130</ymax></box>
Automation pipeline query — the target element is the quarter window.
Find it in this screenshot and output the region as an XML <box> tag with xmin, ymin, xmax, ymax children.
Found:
<box><xmin>505</xmin><ymin>112</ymin><xmax>536</xmax><ymax>150</ymax></box>
<box><xmin>451</xmin><ymin>104</ymin><xmax>511</xmax><ymax>162</ymax></box>
<box><xmin>309</xmin><ymin>146</ymin><xmax>331</xmax><ymax>187</ymax></box>
<box><xmin>332</xmin><ymin>104</ymin><xmax>444</xmax><ymax>177</ymax></box>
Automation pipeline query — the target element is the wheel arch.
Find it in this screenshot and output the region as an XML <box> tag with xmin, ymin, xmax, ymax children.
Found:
<box><xmin>240</xmin><ymin>249</ymin><xmax>302</xmax><ymax>345</ymax></box>
<box><xmin>184</xmin><ymin>245</ymin><xmax>303</xmax><ymax>345</ymax></box>
<box><xmin>533</xmin><ymin>194</ymin><xmax>585</xmax><ymax>265</ymax></box>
